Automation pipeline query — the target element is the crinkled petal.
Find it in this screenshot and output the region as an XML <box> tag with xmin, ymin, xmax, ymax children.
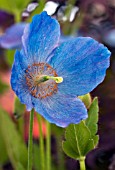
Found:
<box><xmin>11</xmin><ymin>51</ymin><xmax>33</xmax><ymax>111</ymax></box>
<box><xmin>32</xmin><ymin>93</ymin><xmax>87</xmax><ymax>127</ymax></box>
<box><xmin>0</xmin><ymin>23</ymin><xmax>27</xmax><ymax>49</ymax></box>
<box><xmin>22</xmin><ymin>11</ymin><xmax>60</xmax><ymax>64</ymax></box>
<box><xmin>49</xmin><ymin>37</ymin><xmax>111</xmax><ymax>96</ymax></box>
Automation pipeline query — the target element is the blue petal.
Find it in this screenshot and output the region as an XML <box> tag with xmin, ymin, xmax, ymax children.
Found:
<box><xmin>32</xmin><ymin>93</ymin><xmax>87</xmax><ymax>127</ymax></box>
<box><xmin>11</xmin><ymin>51</ymin><xmax>33</xmax><ymax>111</ymax></box>
<box><xmin>22</xmin><ymin>11</ymin><xmax>60</xmax><ymax>64</ymax></box>
<box><xmin>60</xmin><ymin>35</ymin><xmax>75</xmax><ymax>43</ymax></box>
<box><xmin>0</xmin><ymin>23</ymin><xmax>27</xmax><ymax>49</ymax></box>
<box><xmin>49</xmin><ymin>37</ymin><xmax>111</xmax><ymax>96</ymax></box>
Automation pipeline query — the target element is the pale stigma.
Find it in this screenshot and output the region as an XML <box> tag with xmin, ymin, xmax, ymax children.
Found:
<box><xmin>44</xmin><ymin>76</ymin><xmax>63</xmax><ymax>83</ymax></box>
<box><xmin>37</xmin><ymin>75</ymin><xmax>63</xmax><ymax>84</ymax></box>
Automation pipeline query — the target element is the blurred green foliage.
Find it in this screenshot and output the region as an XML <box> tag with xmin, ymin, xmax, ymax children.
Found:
<box><xmin>0</xmin><ymin>108</ymin><xmax>28</xmax><ymax>170</ymax></box>
<box><xmin>0</xmin><ymin>78</ymin><xmax>9</xmax><ymax>94</ymax></box>
<box><xmin>0</xmin><ymin>0</ymin><xmax>30</xmax><ymax>21</ymax></box>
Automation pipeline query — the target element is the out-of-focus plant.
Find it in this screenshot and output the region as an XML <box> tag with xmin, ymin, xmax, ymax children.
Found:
<box><xmin>0</xmin><ymin>0</ymin><xmax>31</xmax><ymax>22</ymax></box>
<box><xmin>0</xmin><ymin>107</ymin><xmax>28</xmax><ymax>170</ymax></box>
<box><xmin>0</xmin><ymin>10</ymin><xmax>14</xmax><ymax>30</ymax></box>
<box><xmin>0</xmin><ymin>23</ymin><xmax>28</xmax><ymax>49</ymax></box>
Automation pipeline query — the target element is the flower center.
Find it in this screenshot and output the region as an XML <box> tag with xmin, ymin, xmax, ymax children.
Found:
<box><xmin>25</xmin><ymin>63</ymin><xmax>62</xmax><ymax>99</ymax></box>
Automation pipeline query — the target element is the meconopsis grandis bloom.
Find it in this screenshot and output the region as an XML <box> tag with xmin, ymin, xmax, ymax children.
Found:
<box><xmin>11</xmin><ymin>12</ymin><xmax>111</xmax><ymax>127</ymax></box>
<box><xmin>0</xmin><ymin>23</ymin><xmax>28</xmax><ymax>49</ymax></box>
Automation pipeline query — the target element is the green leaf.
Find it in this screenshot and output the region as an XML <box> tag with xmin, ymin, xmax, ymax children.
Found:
<box><xmin>16</xmin><ymin>163</ymin><xmax>26</xmax><ymax>170</ymax></box>
<box><xmin>0</xmin><ymin>108</ymin><xmax>28</xmax><ymax>170</ymax></box>
<box><xmin>14</xmin><ymin>97</ymin><xmax>25</xmax><ymax>119</ymax></box>
<box><xmin>85</xmin><ymin>97</ymin><xmax>99</xmax><ymax>146</ymax></box>
<box><xmin>0</xmin><ymin>78</ymin><xmax>9</xmax><ymax>94</ymax></box>
<box><xmin>0</xmin><ymin>128</ymin><xmax>8</xmax><ymax>166</ymax></box>
<box><xmin>93</xmin><ymin>135</ymin><xmax>99</xmax><ymax>146</ymax></box>
<box><xmin>78</xmin><ymin>93</ymin><xmax>92</xmax><ymax>109</ymax></box>
<box><xmin>62</xmin><ymin>121</ymin><xmax>94</xmax><ymax>160</ymax></box>
<box><xmin>5</xmin><ymin>49</ymin><xmax>15</xmax><ymax>67</ymax></box>
<box><xmin>14</xmin><ymin>97</ymin><xmax>25</xmax><ymax>138</ymax></box>
<box><xmin>0</xmin><ymin>0</ymin><xmax>15</xmax><ymax>13</ymax></box>
<box><xmin>0</xmin><ymin>0</ymin><xmax>30</xmax><ymax>12</ymax></box>
<box><xmin>62</xmin><ymin>97</ymin><xmax>99</xmax><ymax>160</ymax></box>
<box><xmin>0</xmin><ymin>0</ymin><xmax>31</xmax><ymax>22</ymax></box>
<box><xmin>14</xmin><ymin>0</ymin><xmax>30</xmax><ymax>10</ymax></box>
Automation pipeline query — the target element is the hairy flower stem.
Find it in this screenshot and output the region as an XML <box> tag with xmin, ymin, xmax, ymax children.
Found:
<box><xmin>79</xmin><ymin>158</ymin><xmax>86</xmax><ymax>170</ymax></box>
<box><xmin>37</xmin><ymin>114</ymin><xmax>45</xmax><ymax>170</ymax></box>
<box><xmin>28</xmin><ymin>109</ymin><xmax>34</xmax><ymax>170</ymax></box>
<box><xmin>46</xmin><ymin>121</ymin><xmax>51</xmax><ymax>170</ymax></box>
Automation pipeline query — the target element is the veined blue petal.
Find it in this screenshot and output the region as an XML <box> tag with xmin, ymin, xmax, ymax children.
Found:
<box><xmin>49</xmin><ymin>37</ymin><xmax>111</xmax><ymax>96</ymax></box>
<box><xmin>22</xmin><ymin>11</ymin><xmax>60</xmax><ymax>64</ymax></box>
<box><xmin>14</xmin><ymin>50</ymin><xmax>31</xmax><ymax>70</ymax></box>
<box><xmin>11</xmin><ymin>51</ymin><xmax>33</xmax><ymax>111</ymax></box>
<box><xmin>60</xmin><ymin>35</ymin><xmax>75</xmax><ymax>43</ymax></box>
<box><xmin>0</xmin><ymin>23</ymin><xmax>27</xmax><ymax>49</ymax></box>
<box><xmin>32</xmin><ymin>93</ymin><xmax>87</xmax><ymax>127</ymax></box>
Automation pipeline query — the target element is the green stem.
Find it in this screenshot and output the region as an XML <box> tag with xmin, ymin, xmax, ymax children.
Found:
<box><xmin>46</xmin><ymin>121</ymin><xmax>51</xmax><ymax>170</ymax></box>
<box><xmin>56</xmin><ymin>135</ymin><xmax>65</xmax><ymax>170</ymax></box>
<box><xmin>79</xmin><ymin>158</ymin><xmax>86</xmax><ymax>170</ymax></box>
<box><xmin>37</xmin><ymin>114</ymin><xmax>45</xmax><ymax>170</ymax></box>
<box><xmin>28</xmin><ymin>109</ymin><xmax>34</xmax><ymax>170</ymax></box>
<box><xmin>14</xmin><ymin>10</ymin><xmax>21</xmax><ymax>22</ymax></box>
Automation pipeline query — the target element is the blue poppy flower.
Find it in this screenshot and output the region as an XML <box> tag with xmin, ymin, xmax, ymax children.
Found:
<box><xmin>0</xmin><ymin>10</ymin><xmax>14</xmax><ymax>29</ymax></box>
<box><xmin>11</xmin><ymin>11</ymin><xmax>111</xmax><ymax>127</ymax></box>
<box><xmin>0</xmin><ymin>23</ymin><xmax>28</xmax><ymax>49</ymax></box>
